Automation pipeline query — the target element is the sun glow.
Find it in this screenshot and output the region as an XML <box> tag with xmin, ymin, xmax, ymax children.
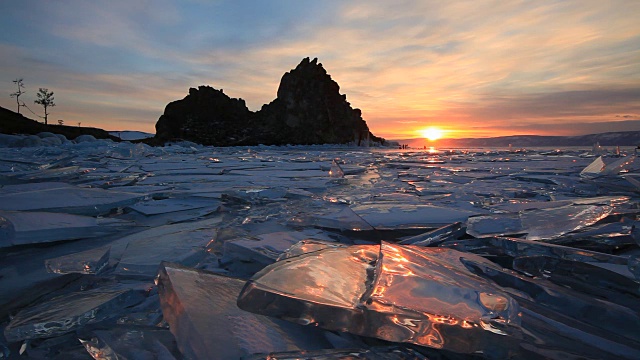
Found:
<box><xmin>420</xmin><ymin>127</ymin><xmax>445</xmax><ymax>141</ymax></box>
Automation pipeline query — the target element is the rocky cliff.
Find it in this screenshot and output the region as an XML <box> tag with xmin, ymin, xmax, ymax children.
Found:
<box><xmin>155</xmin><ymin>58</ymin><xmax>384</xmax><ymax>146</ymax></box>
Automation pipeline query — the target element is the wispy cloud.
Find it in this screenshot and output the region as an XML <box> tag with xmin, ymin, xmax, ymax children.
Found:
<box><xmin>0</xmin><ymin>0</ymin><xmax>638</xmax><ymax>136</ymax></box>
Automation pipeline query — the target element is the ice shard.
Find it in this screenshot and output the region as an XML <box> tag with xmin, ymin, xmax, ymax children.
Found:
<box><xmin>45</xmin><ymin>246</ymin><xmax>111</xmax><ymax>275</ymax></box>
<box><xmin>545</xmin><ymin>217</ymin><xmax>640</xmax><ymax>251</ymax></box>
<box><xmin>244</xmin><ymin>346</ymin><xmax>428</xmax><ymax>360</ymax></box>
<box><xmin>466</xmin><ymin>204</ymin><xmax>612</xmax><ymax>240</ymax></box>
<box><xmin>115</xmin><ymin>225</ymin><xmax>218</xmax><ymax>278</ymax></box>
<box><xmin>4</xmin><ymin>286</ymin><xmax>145</xmax><ymax>342</ymax></box>
<box><xmin>237</xmin><ymin>242</ymin><xmax>523</xmax><ymax>355</ymax></box>
<box><xmin>79</xmin><ymin>328</ymin><xmax>180</xmax><ymax>360</ymax></box>
<box><xmin>461</xmin><ymin>257</ymin><xmax>640</xmax><ymax>358</ymax></box>
<box><xmin>580</xmin><ymin>156</ymin><xmax>605</xmax><ymax>178</ymax></box>
<box><xmin>441</xmin><ymin>236</ymin><xmax>629</xmax><ymax>265</ymax></box>
<box><xmin>329</xmin><ymin>159</ymin><xmax>345</xmax><ymax>178</ymax></box>
<box><xmin>156</xmin><ymin>263</ymin><xmax>332</xmax><ymax>359</ymax></box>
<box><xmin>603</xmin><ymin>154</ymin><xmax>636</xmax><ymax>175</ymax></box>
<box><xmin>222</xmin><ymin>231</ymin><xmax>324</xmax><ymax>276</ymax></box>
<box><xmin>0</xmin><ymin>185</ymin><xmax>143</xmax><ymax>216</ymax></box>
<box><xmin>276</xmin><ymin>239</ymin><xmax>348</xmax><ymax>261</ymax></box>
<box><xmin>293</xmin><ymin>206</ymin><xmax>374</xmax><ymax>231</ymax></box>
<box><xmin>0</xmin><ymin>211</ymin><xmax>129</xmax><ymax>247</ymax></box>
<box><xmin>511</xmin><ymin>255</ymin><xmax>640</xmax><ymax>309</ymax></box>
<box><xmin>397</xmin><ymin>222</ymin><xmax>465</xmax><ymax>246</ymax></box>
<box><xmin>127</xmin><ymin>197</ymin><xmax>215</xmax><ymax>215</ymax></box>
<box><xmin>351</xmin><ymin>204</ymin><xmax>478</xmax><ymax>229</ymax></box>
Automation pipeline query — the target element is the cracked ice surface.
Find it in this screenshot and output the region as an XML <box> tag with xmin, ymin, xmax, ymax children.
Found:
<box><xmin>0</xmin><ymin>141</ymin><xmax>639</xmax><ymax>359</ymax></box>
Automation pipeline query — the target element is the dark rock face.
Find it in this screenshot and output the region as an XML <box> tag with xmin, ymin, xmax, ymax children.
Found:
<box><xmin>155</xmin><ymin>86</ymin><xmax>253</xmax><ymax>146</ymax></box>
<box><xmin>155</xmin><ymin>58</ymin><xmax>383</xmax><ymax>146</ymax></box>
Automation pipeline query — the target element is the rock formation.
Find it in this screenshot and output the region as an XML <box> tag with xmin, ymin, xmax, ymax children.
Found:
<box><xmin>155</xmin><ymin>58</ymin><xmax>384</xmax><ymax>146</ymax></box>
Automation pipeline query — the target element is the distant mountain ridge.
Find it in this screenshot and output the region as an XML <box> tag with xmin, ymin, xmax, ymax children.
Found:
<box><xmin>398</xmin><ymin>131</ymin><xmax>640</xmax><ymax>148</ymax></box>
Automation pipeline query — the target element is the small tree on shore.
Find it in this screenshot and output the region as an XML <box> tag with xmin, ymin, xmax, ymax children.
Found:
<box><xmin>10</xmin><ymin>78</ymin><xmax>26</xmax><ymax>114</ymax></box>
<box><xmin>34</xmin><ymin>88</ymin><xmax>55</xmax><ymax>125</ymax></box>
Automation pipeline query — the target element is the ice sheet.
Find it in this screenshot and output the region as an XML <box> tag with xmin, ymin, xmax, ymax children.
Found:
<box><xmin>4</xmin><ymin>286</ymin><xmax>145</xmax><ymax>342</ymax></box>
<box><xmin>45</xmin><ymin>246</ymin><xmax>111</xmax><ymax>275</ymax></box>
<box><xmin>128</xmin><ymin>197</ymin><xmax>217</xmax><ymax>215</ymax></box>
<box><xmin>466</xmin><ymin>204</ymin><xmax>612</xmax><ymax>240</ymax></box>
<box><xmin>352</xmin><ymin>203</ymin><xmax>478</xmax><ymax>229</ymax></box>
<box><xmin>0</xmin><ymin>210</ymin><xmax>130</xmax><ymax>247</ymax></box>
<box><xmin>1</xmin><ymin>144</ymin><xmax>640</xmax><ymax>358</ymax></box>
<box><xmin>0</xmin><ymin>186</ymin><xmax>143</xmax><ymax>215</ymax></box>
<box><xmin>115</xmin><ymin>225</ymin><xmax>219</xmax><ymax>278</ymax></box>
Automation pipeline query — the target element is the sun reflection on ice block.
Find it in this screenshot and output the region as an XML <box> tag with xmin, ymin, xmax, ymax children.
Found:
<box><xmin>237</xmin><ymin>242</ymin><xmax>522</xmax><ymax>355</ymax></box>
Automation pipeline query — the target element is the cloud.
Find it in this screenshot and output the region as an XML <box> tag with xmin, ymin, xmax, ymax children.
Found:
<box><xmin>0</xmin><ymin>0</ymin><xmax>639</xmax><ymax>136</ymax></box>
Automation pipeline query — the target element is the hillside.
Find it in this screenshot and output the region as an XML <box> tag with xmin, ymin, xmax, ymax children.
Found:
<box><xmin>0</xmin><ymin>106</ymin><xmax>119</xmax><ymax>141</ymax></box>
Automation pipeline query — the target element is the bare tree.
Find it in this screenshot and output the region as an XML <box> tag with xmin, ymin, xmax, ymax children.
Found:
<box><xmin>10</xmin><ymin>78</ymin><xmax>26</xmax><ymax>114</ymax></box>
<box><xmin>34</xmin><ymin>88</ymin><xmax>55</xmax><ymax>125</ymax></box>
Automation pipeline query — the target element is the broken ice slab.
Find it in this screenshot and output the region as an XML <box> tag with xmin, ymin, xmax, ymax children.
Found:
<box><xmin>440</xmin><ymin>236</ymin><xmax>634</xmax><ymax>277</ymax></box>
<box><xmin>45</xmin><ymin>246</ymin><xmax>111</xmax><ymax>275</ymax></box>
<box><xmin>221</xmin><ymin>231</ymin><xmax>329</xmax><ymax>276</ymax></box>
<box><xmin>0</xmin><ymin>211</ymin><xmax>130</xmax><ymax>248</ymax></box>
<box><xmin>397</xmin><ymin>222</ymin><xmax>465</xmax><ymax>246</ymax></box>
<box><xmin>603</xmin><ymin>154</ymin><xmax>637</xmax><ymax>176</ymax></box>
<box><xmin>79</xmin><ymin>327</ymin><xmax>180</xmax><ymax>360</ymax></box>
<box><xmin>276</xmin><ymin>239</ymin><xmax>348</xmax><ymax>261</ymax></box>
<box><xmin>4</xmin><ymin>165</ymin><xmax>82</xmax><ymax>183</ymax></box>
<box><xmin>156</xmin><ymin>263</ymin><xmax>333</xmax><ymax>359</ymax></box>
<box><xmin>292</xmin><ymin>206</ymin><xmax>374</xmax><ymax>231</ymax></box>
<box><xmin>511</xmin><ymin>255</ymin><xmax>640</xmax><ymax>307</ymax></box>
<box><xmin>18</xmin><ymin>332</ymin><xmax>84</xmax><ymax>359</ymax></box>
<box><xmin>466</xmin><ymin>204</ymin><xmax>612</xmax><ymax>240</ymax></box>
<box><xmin>222</xmin><ymin>187</ymin><xmax>289</xmax><ymax>204</ymax></box>
<box><xmin>461</xmin><ymin>257</ymin><xmax>640</xmax><ymax>356</ymax></box>
<box><xmin>580</xmin><ymin>156</ymin><xmax>605</xmax><ymax>178</ymax></box>
<box><xmin>238</xmin><ymin>242</ymin><xmax>523</xmax><ymax>355</ymax></box>
<box><xmin>3</xmin><ymin>286</ymin><xmax>145</xmax><ymax>342</ymax></box>
<box><xmin>0</xmin><ymin>184</ymin><xmax>143</xmax><ymax>216</ymax></box>
<box><xmin>351</xmin><ymin>203</ymin><xmax>478</xmax><ymax>229</ymax></box>
<box><xmin>623</xmin><ymin>174</ymin><xmax>640</xmax><ymax>191</ymax></box>
<box><xmin>489</xmin><ymin>195</ymin><xmax>629</xmax><ymax>213</ymax></box>
<box><xmin>127</xmin><ymin>197</ymin><xmax>218</xmax><ymax>216</ymax></box>
<box><xmin>629</xmin><ymin>256</ymin><xmax>640</xmax><ymax>281</ymax></box>
<box><xmin>244</xmin><ymin>346</ymin><xmax>428</xmax><ymax>360</ymax></box>
<box><xmin>0</xmin><ymin>181</ymin><xmax>74</xmax><ymax>194</ymax></box>
<box><xmin>545</xmin><ymin>217</ymin><xmax>640</xmax><ymax>251</ymax></box>
<box><xmin>329</xmin><ymin>159</ymin><xmax>344</xmax><ymax>178</ymax></box>
<box><xmin>581</xmin><ymin>155</ymin><xmax>638</xmax><ymax>179</ymax></box>
<box><xmin>115</xmin><ymin>220</ymin><xmax>220</xmax><ymax>278</ymax></box>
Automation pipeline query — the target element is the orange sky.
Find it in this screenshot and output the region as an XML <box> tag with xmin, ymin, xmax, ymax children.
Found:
<box><xmin>1</xmin><ymin>1</ymin><xmax>639</xmax><ymax>139</ymax></box>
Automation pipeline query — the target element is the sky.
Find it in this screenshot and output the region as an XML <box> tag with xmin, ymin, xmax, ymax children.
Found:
<box><xmin>0</xmin><ymin>0</ymin><xmax>639</xmax><ymax>140</ymax></box>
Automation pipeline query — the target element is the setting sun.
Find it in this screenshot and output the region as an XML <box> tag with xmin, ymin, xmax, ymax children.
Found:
<box><xmin>419</xmin><ymin>127</ymin><xmax>445</xmax><ymax>141</ymax></box>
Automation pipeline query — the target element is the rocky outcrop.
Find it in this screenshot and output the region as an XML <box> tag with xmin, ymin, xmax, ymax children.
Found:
<box><xmin>155</xmin><ymin>58</ymin><xmax>384</xmax><ymax>146</ymax></box>
<box><xmin>155</xmin><ymin>86</ymin><xmax>254</xmax><ymax>146</ymax></box>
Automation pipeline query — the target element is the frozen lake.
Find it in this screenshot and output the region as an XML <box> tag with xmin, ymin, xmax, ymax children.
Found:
<box><xmin>0</xmin><ymin>139</ymin><xmax>639</xmax><ymax>359</ymax></box>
